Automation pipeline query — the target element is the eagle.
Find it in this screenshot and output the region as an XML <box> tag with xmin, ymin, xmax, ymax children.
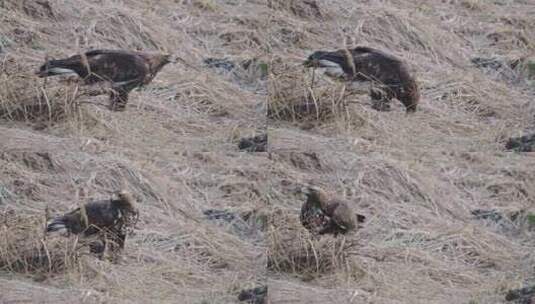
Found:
<box><xmin>36</xmin><ymin>49</ymin><xmax>172</xmax><ymax>111</ymax></box>
<box><xmin>46</xmin><ymin>190</ymin><xmax>138</xmax><ymax>255</ymax></box>
<box><xmin>301</xmin><ymin>186</ymin><xmax>365</xmax><ymax>236</ymax></box>
<box><xmin>304</xmin><ymin>46</ymin><xmax>419</xmax><ymax>112</ymax></box>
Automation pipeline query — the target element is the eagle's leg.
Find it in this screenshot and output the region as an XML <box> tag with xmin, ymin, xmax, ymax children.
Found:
<box><xmin>92</xmin><ymin>230</ymin><xmax>125</xmax><ymax>261</ymax></box>
<box><xmin>112</xmin><ymin>231</ymin><xmax>126</xmax><ymax>250</ymax></box>
<box><xmin>89</xmin><ymin>240</ymin><xmax>105</xmax><ymax>257</ymax></box>
<box><xmin>110</xmin><ymin>80</ymin><xmax>142</xmax><ymax>111</ymax></box>
<box><xmin>370</xmin><ymin>86</ymin><xmax>392</xmax><ymax>112</ymax></box>
<box><xmin>89</xmin><ymin>235</ymin><xmax>107</xmax><ymax>260</ymax></box>
<box><xmin>397</xmin><ymin>83</ymin><xmax>419</xmax><ymax>113</ymax></box>
<box><xmin>107</xmin><ymin>230</ymin><xmax>126</xmax><ymax>263</ymax></box>
<box><xmin>109</xmin><ymin>88</ymin><xmax>129</xmax><ymax>111</ymax></box>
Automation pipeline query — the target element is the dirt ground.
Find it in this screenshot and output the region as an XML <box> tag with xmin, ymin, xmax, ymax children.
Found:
<box><xmin>1</xmin><ymin>0</ymin><xmax>535</xmax><ymax>303</ymax></box>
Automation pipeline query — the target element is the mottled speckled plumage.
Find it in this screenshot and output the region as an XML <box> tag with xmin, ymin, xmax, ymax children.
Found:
<box><xmin>301</xmin><ymin>186</ymin><xmax>364</xmax><ymax>236</ymax></box>
<box><xmin>304</xmin><ymin>46</ymin><xmax>419</xmax><ymax>112</ymax></box>
<box><xmin>37</xmin><ymin>49</ymin><xmax>171</xmax><ymax>110</ymax></box>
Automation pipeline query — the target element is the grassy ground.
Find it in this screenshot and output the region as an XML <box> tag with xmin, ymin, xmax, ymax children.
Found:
<box><xmin>1</xmin><ymin>0</ymin><xmax>535</xmax><ymax>303</ymax></box>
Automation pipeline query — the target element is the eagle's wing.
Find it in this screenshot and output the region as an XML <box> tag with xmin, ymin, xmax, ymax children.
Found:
<box><xmin>352</xmin><ymin>46</ymin><xmax>381</xmax><ymax>54</ymax></box>
<box><xmin>330</xmin><ymin>203</ymin><xmax>356</xmax><ymax>231</ymax></box>
<box><xmin>85</xmin><ymin>49</ymin><xmax>136</xmax><ymax>57</ymax></box>
<box><xmin>85</xmin><ymin>52</ymin><xmax>149</xmax><ymax>85</ymax></box>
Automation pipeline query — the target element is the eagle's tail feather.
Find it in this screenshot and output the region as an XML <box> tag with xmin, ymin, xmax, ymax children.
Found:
<box><xmin>46</xmin><ymin>217</ymin><xmax>68</xmax><ymax>233</ymax></box>
<box><xmin>37</xmin><ymin>59</ymin><xmax>77</xmax><ymax>77</ymax></box>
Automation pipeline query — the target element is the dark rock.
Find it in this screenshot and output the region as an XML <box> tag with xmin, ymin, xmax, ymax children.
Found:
<box><xmin>203</xmin><ymin>58</ymin><xmax>236</xmax><ymax>72</ymax></box>
<box><xmin>525</xmin><ymin>59</ymin><xmax>535</xmax><ymax>79</ymax></box>
<box><xmin>238</xmin><ymin>134</ymin><xmax>267</xmax><ymax>152</ymax></box>
<box><xmin>356</xmin><ymin>214</ymin><xmax>366</xmax><ymax>223</ymax></box>
<box><xmin>471</xmin><ymin>209</ymin><xmax>506</xmax><ymax>222</ymax></box>
<box><xmin>472</xmin><ymin>57</ymin><xmax>506</xmax><ymax>70</ymax></box>
<box><xmin>203</xmin><ymin>209</ymin><xmax>236</xmax><ymax>222</ymax></box>
<box><xmin>506</xmin><ymin>134</ymin><xmax>535</xmax><ymax>152</ymax></box>
<box><xmin>506</xmin><ymin>285</ymin><xmax>535</xmax><ymax>303</ymax></box>
<box><xmin>471</xmin><ymin>56</ymin><xmax>521</xmax><ymax>82</ymax></box>
<box><xmin>203</xmin><ymin>209</ymin><xmax>265</xmax><ymax>240</ymax></box>
<box><xmin>238</xmin><ymin>286</ymin><xmax>267</xmax><ymax>304</ymax></box>
<box><xmin>204</xmin><ymin>57</ymin><xmax>268</xmax><ymax>83</ymax></box>
<box><xmin>471</xmin><ymin>209</ymin><xmax>527</xmax><ymax>234</ymax></box>
<box><xmin>472</xmin><ymin>209</ymin><xmax>524</xmax><ymax>222</ymax></box>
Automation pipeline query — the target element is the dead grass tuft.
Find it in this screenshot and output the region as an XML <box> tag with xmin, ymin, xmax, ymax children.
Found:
<box><xmin>267</xmin><ymin>210</ymin><xmax>355</xmax><ymax>278</ymax></box>
<box><xmin>268</xmin><ymin>62</ymin><xmax>350</xmax><ymax>122</ymax></box>
<box><xmin>0</xmin><ymin>81</ymin><xmax>87</xmax><ymax>126</ymax></box>
<box><xmin>1</xmin><ymin>0</ymin><xmax>535</xmax><ymax>302</ymax></box>
<box><xmin>0</xmin><ymin>209</ymin><xmax>80</xmax><ymax>276</ymax></box>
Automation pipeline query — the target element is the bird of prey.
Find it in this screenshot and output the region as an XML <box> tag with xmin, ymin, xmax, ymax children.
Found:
<box><xmin>301</xmin><ymin>186</ymin><xmax>365</xmax><ymax>236</ymax></box>
<box><xmin>36</xmin><ymin>49</ymin><xmax>172</xmax><ymax>111</ymax></box>
<box><xmin>46</xmin><ymin>190</ymin><xmax>138</xmax><ymax>255</ymax></box>
<box><xmin>304</xmin><ymin>46</ymin><xmax>419</xmax><ymax>112</ymax></box>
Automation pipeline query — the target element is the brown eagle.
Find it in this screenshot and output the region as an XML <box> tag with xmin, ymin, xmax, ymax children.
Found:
<box><xmin>36</xmin><ymin>49</ymin><xmax>172</xmax><ymax>111</ymax></box>
<box><xmin>304</xmin><ymin>46</ymin><xmax>419</xmax><ymax>112</ymax></box>
<box><xmin>46</xmin><ymin>190</ymin><xmax>138</xmax><ymax>255</ymax></box>
<box><xmin>301</xmin><ymin>186</ymin><xmax>365</xmax><ymax>236</ymax></box>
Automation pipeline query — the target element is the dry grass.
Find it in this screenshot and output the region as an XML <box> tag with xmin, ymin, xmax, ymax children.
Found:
<box><xmin>266</xmin><ymin>1</ymin><xmax>535</xmax><ymax>303</ymax></box>
<box><xmin>267</xmin><ymin>61</ymin><xmax>352</xmax><ymax>122</ymax></box>
<box><xmin>1</xmin><ymin>0</ymin><xmax>535</xmax><ymax>303</ymax></box>
<box><xmin>267</xmin><ymin>209</ymin><xmax>360</xmax><ymax>281</ymax></box>
<box><xmin>0</xmin><ymin>0</ymin><xmax>268</xmax><ymax>303</ymax></box>
<box><xmin>0</xmin><ymin>209</ymin><xmax>81</xmax><ymax>276</ymax></box>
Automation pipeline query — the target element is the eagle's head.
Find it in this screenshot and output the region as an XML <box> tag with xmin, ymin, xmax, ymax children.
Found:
<box><xmin>116</xmin><ymin>190</ymin><xmax>137</xmax><ymax>213</ymax></box>
<box><xmin>114</xmin><ymin>190</ymin><xmax>139</xmax><ymax>228</ymax></box>
<box><xmin>304</xmin><ymin>186</ymin><xmax>330</xmax><ymax>210</ymax></box>
<box><xmin>147</xmin><ymin>53</ymin><xmax>172</xmax><ymax>74</ymax></box>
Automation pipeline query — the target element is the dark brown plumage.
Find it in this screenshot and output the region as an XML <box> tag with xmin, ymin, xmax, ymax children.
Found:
<box><xmin>304</xmin><ymin>46</ymin><xmax>419</xmax><ymax>112</ymax></box>
<box><xmin>46</xmin><ymin>190</ymin><xmax>138</xmax><ymax>254</ymax></box>
<box><xmin>301</xmin><ymin>186</ymin><xmax>364</xmax><ymax>236</ymax></box>
<box><xmin>36</xmin><ymin>49</ymin><xmax>171</xmax><ymax>111</ymax></box>
<box><xmin>300</xmin><ymin>194</ymin><xmax>328</xmax><ymax>233</ymax></box>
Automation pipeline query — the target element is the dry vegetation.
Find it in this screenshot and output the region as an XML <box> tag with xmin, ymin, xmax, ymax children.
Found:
<box><xmin>1</xmin><ymin>0</ymin><xmax>268</xmax><ymax>303</ymax></box>
<box><xmin>1</xmin><ymin>0</ymin><xmax>535</xmax><ymax>303</ymax></box>
<box><xmin>267</xmin><ymin>0</ymin><xmax>535</xmax><ymax>303</ymax></box>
